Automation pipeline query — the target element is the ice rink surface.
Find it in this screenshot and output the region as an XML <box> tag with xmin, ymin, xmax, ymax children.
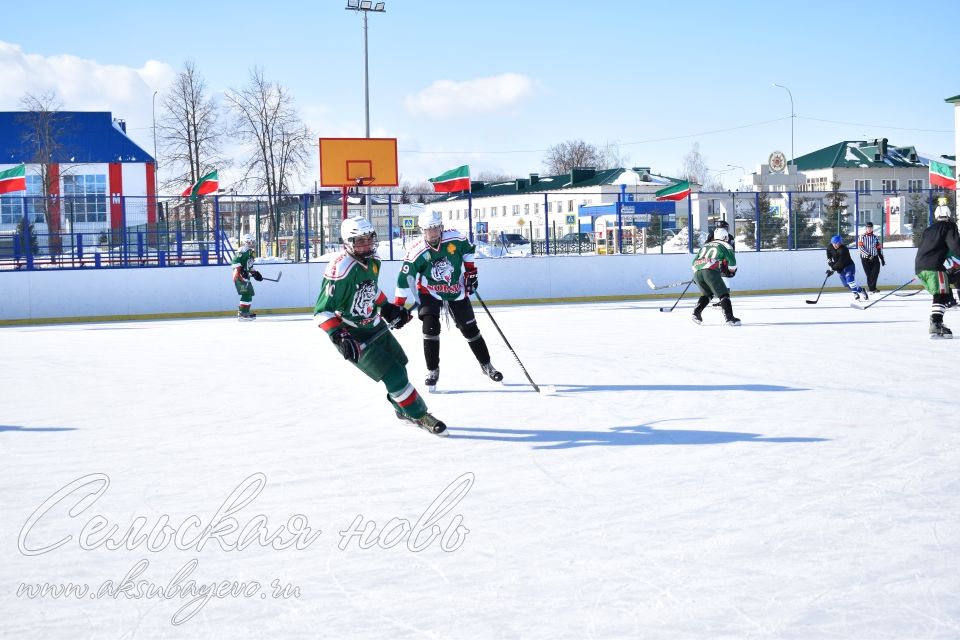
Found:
<box><xmin>1</xmin><ymin>291</ymin><xmax>958</xmax><ymax>639</ymax></box>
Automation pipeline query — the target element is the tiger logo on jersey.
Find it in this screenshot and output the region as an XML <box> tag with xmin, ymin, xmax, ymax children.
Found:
<box><xmin>430</xmin><ymin>257</ymin><xmax>455</xmax><ymax>284</ymax></box>
<box><xmin>351</xmin><ymin>280</ymin><xmax>378</xmax><ymax>319</ymax></box>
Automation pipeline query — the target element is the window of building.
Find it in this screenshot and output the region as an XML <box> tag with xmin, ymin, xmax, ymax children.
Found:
<box><xmin>855</xmin><ymin>179</ymin><xmax>872</xmax><ymax>194</ymax></box>
<box><xmin>502</xmin><ymin>206</ymin><xmax>507</xmax><ymax>216</ymax></box>
<box><xmin>0</xmin><ymin>175</ymin><xmax>44</xmax><ymax>224</ymax></box>
<box><xmin>533</xmin><ymin>203</ymin><xmax>539</xmax><ymax>215</ymax></box>
<box><xmin>907</xmin><ymin>179</ymin><xmax>923</xmax><ymax>192</ymax></box>
<box><xmin>62</xmin><ymin>174</ymin><xmax>107</xmax><ymax>223</ymax></box>
<box><xmin>567</xmin><ymin>200</ymin><xmax>573</xmax><ymax>212</ymax></box>
<box><xmin>523</xmin><ymin>203</ymin><xmax>529</xmax><ymax>215</ymax></box>
<box><xmin>861</xmin><ymin>209</ymin><xmax>874</xmax><ymax>225</ymax></box>
<box><xmin>512</xmin><ymin>205</ymin><xmax>519</xmax><ymax>216</ymax></box>
<box><xmin>881</xmin><ymin>179</ymin><xmax>898</xmax><ymax>194</ymax></box>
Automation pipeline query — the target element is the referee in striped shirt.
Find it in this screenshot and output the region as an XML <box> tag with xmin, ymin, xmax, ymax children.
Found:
<box><xmin>857</xmin><ymin>222</ymin><xmax>885</xmax><ymax>293</ymax></box>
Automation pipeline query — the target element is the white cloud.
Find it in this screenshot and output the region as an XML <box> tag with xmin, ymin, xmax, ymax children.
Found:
<box><xmin>404</xmin><ymin>73</ymin><xmax>534</xmax><ymax>118</ymax></box>
<box><xmin>0</xmin><ymin>41</ymin><xmax>176</xmax><ymax>153</ymax></box>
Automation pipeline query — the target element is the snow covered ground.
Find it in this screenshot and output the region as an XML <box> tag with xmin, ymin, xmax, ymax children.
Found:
<box><xmin>1</xmin><ymin>291</ymin><xmax>958</xmax><ymax>639</ymax></box>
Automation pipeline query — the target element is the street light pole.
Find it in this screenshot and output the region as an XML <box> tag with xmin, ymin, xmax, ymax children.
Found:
<box><xmin>727</xmin><ymin>164</ymin><xmax>745</xmax><ymax>190</ymax></box>
<box><xmin>772</xmin><ymin>83</ymin><xmax>794</xmax><ymax>166</ymax></box>
<box><xmin>346</xmin><ymin>0</ymin><xmax>386</xmax><ymax>222</ymax></box>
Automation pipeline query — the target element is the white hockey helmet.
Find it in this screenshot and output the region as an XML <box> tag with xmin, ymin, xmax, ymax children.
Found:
<box><xmin>340</xmin><ymin>216</ymin><xmax>378</xmax><ymax>258</ymax></box>
<box><xmin>419</xmin><ymin>210</ymin><xmax>444</xmax><ymax>243</ymax></box>
<box><xmin>713</xmin><ymin>227</ymin><xmax>729</xmax><ymax>242</ymax></box>
<box><xmin>240</xmin><ymin>233</ymin><xmax>255</xmax><ymax>250</ymax></box>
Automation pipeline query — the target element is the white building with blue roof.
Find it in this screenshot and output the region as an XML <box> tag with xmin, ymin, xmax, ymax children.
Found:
<box><xmin>0</xmin><ymin>111</ymin><xmax>156</xmax><ymax>248</ymax></box>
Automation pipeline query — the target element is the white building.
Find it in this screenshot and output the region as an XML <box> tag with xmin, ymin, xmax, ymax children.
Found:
<box><xmin>426</xmin><ymin>167</ymin><xmax>688</xmax><ymax>241</ymax></box>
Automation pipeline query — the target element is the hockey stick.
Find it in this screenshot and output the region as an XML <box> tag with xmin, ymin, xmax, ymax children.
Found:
<box><xmin>357</xmin><ymin>317</ymin><xmax>405</xmax><ymax>350</ymax></box>
<box><xmin>258</xmin><ymin>271</ymin><xmax>282</xmax><ymax>282</ymax></box>
<box><xmin>851</xmin><ymin>277</ymin><xmax>917</xmax><ymax>310</ymax></box>
<box><xmin>894</xmin><ymin>287</ymin><xmax>924</xmax><ymax>297</ymax></box>
<box><xmin>647</xmin><ymin>277</ymin><xmax>692</xmax><ymax>290</ymax></box>
<box><xmin>473</xmin><ymin>291</ymin><xmax>540</xmax><ymax>392</ymax></box>
<box><xmin>659</xmin><ymin>280</ymin><xmax>693</xmax><ymax>312</ymax></box>
<box><xmin>805</xmin><ymin>273</ymin><xmax>832</xmax><ymax>304</ymax></box>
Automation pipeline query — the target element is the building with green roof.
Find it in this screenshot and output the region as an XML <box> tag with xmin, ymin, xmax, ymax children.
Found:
<box><xmin>425</xmin><ymin>166</ymin><xmax>687</xmax><ymax>242</ymax></box>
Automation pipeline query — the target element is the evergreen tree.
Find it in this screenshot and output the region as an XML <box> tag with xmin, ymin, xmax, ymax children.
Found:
<box><xmin>15</xmin><ymin>217</ymin><xmax>40</xmax><ymax>255</ymax></box>
<box><xmin>789</xmin><ymin>195</ymin><xmax>819</xmax><ymax>249</ymax></box>
<box><xmin>822</xmin><ymin>179</ymin><xmax>850</xmax><ymax>246</ymax></box>
<box><xmin>739</xmin><ymin>191</ymin><xmax>786</xmax><ymax>249</ymax></box>
<box><xmin>907</xmin><ymin>192</ymin><xmax>928</xmax><ymax>247</ymax></box>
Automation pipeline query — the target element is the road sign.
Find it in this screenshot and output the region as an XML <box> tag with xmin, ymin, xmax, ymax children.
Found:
<box><xmin>565</xmin><ymin>215</ymin><xmax>575</xmax><ymax>224</ymax></box>
<box><xmin>401</xmin><ymin>216</ymin><xmax>415</xmax><ymax>229</ymax></box>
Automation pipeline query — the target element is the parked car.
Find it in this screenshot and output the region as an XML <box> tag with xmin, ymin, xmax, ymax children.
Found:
<box><xmin>499</xmin><ymin>233</ymin><xmax>530</xmax><ymax>246</ymax></box>
<box><xmin>558</xmin><ymin>232</ymin><xmax>594</xmax><ymax>243</ymax></box>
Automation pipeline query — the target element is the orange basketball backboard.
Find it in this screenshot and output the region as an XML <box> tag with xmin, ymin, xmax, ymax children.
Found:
<box><xmin>318</xmin><ymin>137</ymin><xmax>399</xmax><ymax>187</ymax></box>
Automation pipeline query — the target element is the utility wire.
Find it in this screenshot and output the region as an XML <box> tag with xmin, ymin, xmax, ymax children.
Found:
<box><xmin>399</xmin><ymin>116</ymin><xmax>791</xmax><ymax>155</ymax></box>
<box><xmin>796</xmin><ymin>115</ymin><xmax>950</xmax><ymax>133</ymax></box>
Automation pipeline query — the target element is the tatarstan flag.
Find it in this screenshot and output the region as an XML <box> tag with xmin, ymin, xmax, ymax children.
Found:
<box><xmin>655</xmin><ymin>179</ymin><xmax>691</xmax><ymax>202</ymax></box>
<box><xmin>429</xmin><ymin>165</ymin><xmax>470</xmax><ymax>193</ymax></box>
<box><xmin>929</xmin><ymin>160</ymin><xmax>956</xmax><ymax>190</ymax></box>
<box><xmin>181</xmin><ymin>170</ymin><xmax>219</xmax><ymax>201</ymax></box>
<box><xmin>0</xmin><ymin>164</ymin><xmax>27</xmax><ymax>194</ymax></box>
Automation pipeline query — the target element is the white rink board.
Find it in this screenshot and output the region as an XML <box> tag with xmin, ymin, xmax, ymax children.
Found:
<box><xmin>1</xmin><ymin>247</ymin><xmax>919</xmax><ymax>322</ymax></box>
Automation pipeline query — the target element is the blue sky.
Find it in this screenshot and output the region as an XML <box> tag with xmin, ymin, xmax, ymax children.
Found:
<box><xmin>1</xmin><ymin>0</ymin><xmax>956</xmax><ymax>192</ymax></box>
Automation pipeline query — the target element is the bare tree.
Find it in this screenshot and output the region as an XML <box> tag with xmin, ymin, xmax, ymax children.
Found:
<box><xmin>543</xmin><ymin>140</ymin><xmax>607</xmax><ymax>175</ymax></box>
<box><xmin>17</xmin><ymin>90</ymin><xmax>69</xmax><ymax>253</ymax></box>
<box><xmin>680</xmin><ymin>142</ymin><xmax>723</xmax><ymax>191</ymax></box>
<box><xmin>157</xmin><ymin>61</ymin><xmax>224</xmax><ymax>197</ymax></box>
<box><xmin>597</xmin><ymin>142</ymin><xmax>629</xmax><ymax>171</ymax></box>
<box><xmin>225</xmin><ymin>68</ymin><xmax>312</xmax><ymax>250</ymax></box>
<box><xmin>476</xmin><ymin>170</ymin><xmax>517</xmax><ymax>183</ymax></box>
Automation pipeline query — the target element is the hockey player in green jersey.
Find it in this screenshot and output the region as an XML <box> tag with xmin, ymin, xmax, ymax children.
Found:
<box><xmin>393</xmin><ymin>210</ymin><xmax>502</xmax><ymax>392</ymax></box>
<box><xmin>690</xmin><ymin>227</ymin><xmax>740</xmax><ymax>326</ymax></box>
<box><xmin>314</xmin><ymin>217</ymin><xmax>447</xmax><ymax>435</ymax></box>
<box><xmin>232</xmin><ymin>234</ymin><xmax>263</xmax><ymax>320</ymax></box>
<box><xmin>914</xmin><ymin>198</ymin><xmax>960</xmax><ymax>339</ymax></box>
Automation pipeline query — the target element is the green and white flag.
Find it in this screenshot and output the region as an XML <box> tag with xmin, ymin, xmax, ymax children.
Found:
<box><xmin>929</xmin><ymin>160</ymin><xmax>956</xmax><ymax>190</ymax></box>
<box><xmin>0</xmin><ymin>164</ymin><xmax>27</xmax><ymax>194</ymax></box>
<box><xmin>655</xmin><ymin>179</ymin><xmax>691</xmax><ymax>202</ymax></box>
<box><xmin>181</xmin><ymin>170</ymin><xmax>219</xmax><ymax>201</ymax></box>
<box><xmin>429</xmin><ymin>165</ymin><xmax>470</xmax><ymax>193</ymax></box>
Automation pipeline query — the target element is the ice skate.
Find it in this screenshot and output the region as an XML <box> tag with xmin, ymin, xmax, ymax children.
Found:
<box><xmin>691</xmin><ymin>313</ymin><xmax>703</xmax><ymax>325</ymax></box>
<box><xmin>861</xmin><ymin>290</ymin><xmax>868</xmax><ymax>300</ymax></box>
<box><xmin>853</xmin><ymin>292</ymin><xmax>861</xmax><ymax>301</ymax></box>
<box><xmin>424</xmin><ymin>368</ymin><xmax>439</xmax><ymax>392</ymax></box>
<box><xmin>414</xmin><ymin>412</ymin><xmax>448</xmax><ymax>436</ymax></box>
<box><xmin>238</xmin><ymin>311</ymin><xmax>257</xmax><ymax>321</ymax></box>
<box><xmin>719</xmin><ymin>297</ymin><xmax>740</xmax><ymax>326</ymax></box>
<box><xmin>480</xmin><ymin>362</ymin><xmax>503</xmax><ymax>382</ymax></box>
<box><xmin>930</xmin><ymin>321</ymin><xmax>953</xmax><ymax>340</ymax></box>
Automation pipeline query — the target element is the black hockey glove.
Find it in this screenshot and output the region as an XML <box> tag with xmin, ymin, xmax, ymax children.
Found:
<box><xmin>879</xmin><ymin>256</ymin><xmax>886</xmax><ymax>266</ymax></box>
<box><xmin>380</xmin><ymin>302</ymin><xmax>411</xmax><ymax>329</ymax></box>
<box><xmin>825</xmin><ymin>269</ymin><xmax>834</xmax><ymax>276</ymax></box>
<box><xmin>331</xmin><ymin>329</ymin><xmax>361</xmax><ymax>363</ymax></box>
<box><xmin>464</xmin><ymin>267</ymin><xmax>478</xmax><ymax>294</ymax></box>
<box><xmin>251</xmin><ymin>270</ymin><xmax>263</xmax><ymax>281</ymax></box>
<box><xmin>721</xmin><ymin>267</ymin><xmax>736</xmax><ymax>278</ymax></box>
